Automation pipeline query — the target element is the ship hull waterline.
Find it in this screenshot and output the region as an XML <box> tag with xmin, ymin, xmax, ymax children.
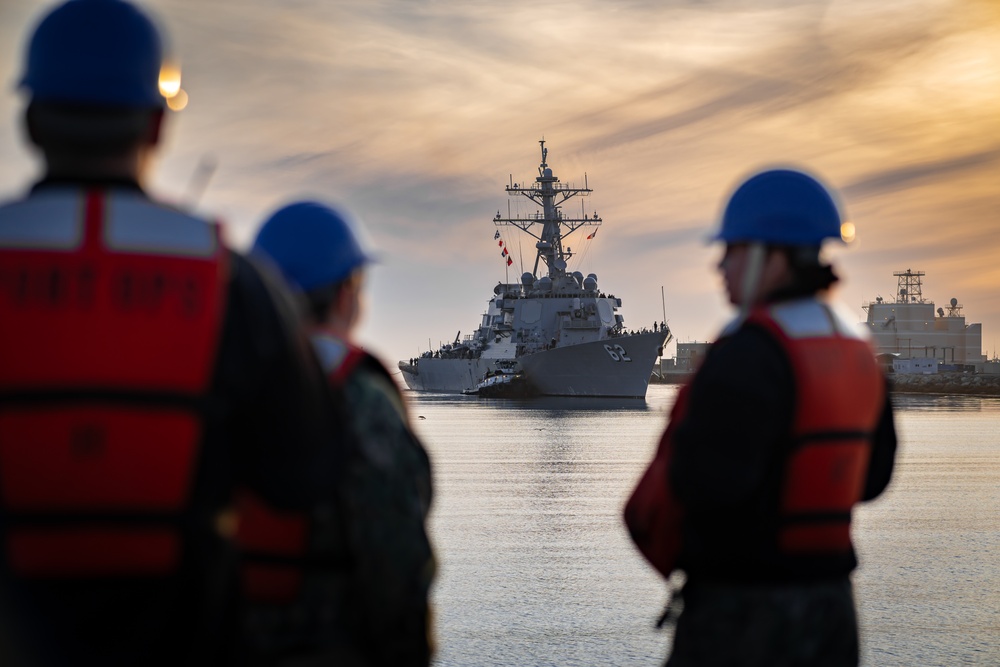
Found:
<box><xmin>399</xmin><ymin>331</ymin><xmax>666</xmax><ymax>398</ymax></box>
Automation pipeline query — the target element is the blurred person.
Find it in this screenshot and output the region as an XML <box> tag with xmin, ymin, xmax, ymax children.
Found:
<box><xmin>0</xmin><ymin>1</ymin><xmax>338</xmax><ymax>665</ymax></box>
<box><xmin>625</xmin><ymin>169</ymin><xmax>897</xmax><ymax>667</ymax></box>
<box><xmin>245</xmin><ymin>201</ymin><xmax>435</xmax><ymax>667</ymax></box>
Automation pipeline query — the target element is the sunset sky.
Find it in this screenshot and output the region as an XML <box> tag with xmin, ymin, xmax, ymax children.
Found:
<box><xmin>2</xmin><ymin>0</ymin><xmax>998</xmax><ymax>367</ymax></box>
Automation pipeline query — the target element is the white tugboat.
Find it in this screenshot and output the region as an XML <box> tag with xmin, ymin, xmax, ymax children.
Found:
<box><xmin>398</xmin><ymin>141</ymin><xmax>671</xmax><ymax>398</ymax></box>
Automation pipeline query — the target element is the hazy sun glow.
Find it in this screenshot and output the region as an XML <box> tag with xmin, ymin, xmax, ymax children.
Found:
<box><xmin>166</xmin><ymin>89</ymin><xmax>189</xmax><ymax>111</ymax></box>
<box><xmin>1</xmin><ymin>0</ymin><xmax>998</xmax><ymax>363</ymax></box>
<box><xmin>158</xmin><ymin>64</ymin><xmax>182</xmax><ymax>98</ymax></box>
<box><xmin>840</xmin><ymin>222</ymin><xmax>856</xmax><ymax>244</ymax></box>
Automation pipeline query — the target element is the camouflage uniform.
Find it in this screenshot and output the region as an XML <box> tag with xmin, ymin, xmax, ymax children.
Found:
<box><xmin>243</xmin><ymin>332</ymin><xmax>434</xmax><ymax>667</ymax></box>
<box><xmin>333</xmin><ymin>346</ymin><xmax>435</xmax><ymax>666</ymax></box>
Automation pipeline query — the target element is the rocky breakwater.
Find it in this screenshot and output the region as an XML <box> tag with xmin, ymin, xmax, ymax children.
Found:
<box><xmin>889</xmin><ymin>373</ymin><xmax>1000</xmax><ymax>396</ymax></box>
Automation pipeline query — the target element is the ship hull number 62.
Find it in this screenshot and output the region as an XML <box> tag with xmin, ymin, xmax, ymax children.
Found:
<box><xmin>603</xmin><ymin>344</ymin><xmax>632</xmax><ymax>362</ymax></box>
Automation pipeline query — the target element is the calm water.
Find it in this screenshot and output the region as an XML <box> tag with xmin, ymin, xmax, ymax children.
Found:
<box><xmin>408</xmin><ymin>385</ymin><xmax>1000</xmax><ymax>667</ymax></box>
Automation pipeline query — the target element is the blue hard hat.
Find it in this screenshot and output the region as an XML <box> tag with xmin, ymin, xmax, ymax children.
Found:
<box><xmin>20</xmin><ymin>0</ymin><xmax>165</xmax><ymax>108</ymax></box>
<box><xmin>714</xmin><ymin>168</ymin><xmax>844</xmax><ymax>246</ymax></box>
<box><xmin>252</xmin><ymin>201</ymin><xmax>375</xmax><ymax>293</ymax></box>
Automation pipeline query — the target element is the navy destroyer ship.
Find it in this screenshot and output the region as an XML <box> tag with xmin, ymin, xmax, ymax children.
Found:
<box><xmin>398</xmin><ymin>141</ymin><xmax>670</xmax><ymax>397</ymax></box>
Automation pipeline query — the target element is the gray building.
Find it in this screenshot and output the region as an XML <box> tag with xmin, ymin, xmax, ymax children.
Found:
<box><xmin>655</xmin><ymin>341</ymin><xmax>712</xmax><ymax>383</ymax></box>
<box><xmin>861</xmin><ymin>269</ymin><xmax>985</xmax><ymax>366</ymax></box>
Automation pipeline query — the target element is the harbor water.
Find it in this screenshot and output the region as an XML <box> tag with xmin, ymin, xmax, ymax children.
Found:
<box><xmin>409</xmin><ymin>384</ymin><xmax>1000</xmax><ymax>667</ymax></box>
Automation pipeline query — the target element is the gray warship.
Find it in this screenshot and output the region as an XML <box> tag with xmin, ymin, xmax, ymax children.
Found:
<box><xmin>397</xmin><ymin>141</ymin><xmax>671</xmax><ymax>398</ymax></box>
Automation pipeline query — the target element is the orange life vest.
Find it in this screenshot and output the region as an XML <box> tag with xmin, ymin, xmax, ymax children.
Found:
<box><xmin>625</xmin><ymin>299</ymin><xmax>883</xmax><ymax>577</ymax></box>
<box><xmin>0</xmin><ymin>188</ymin><xmax>226</xmax><ymax>577</ymax></box>
<box><xmin>624</xmin><ymin>384</ymin><xmax>689</xmax><ymax>578</ymax></box>
<box><xmin>746</xmin><ymin>300</ymin><xmax>884</xmax><ymax>555</ymax></box>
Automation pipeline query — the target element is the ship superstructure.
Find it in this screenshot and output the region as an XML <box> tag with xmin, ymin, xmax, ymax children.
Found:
<box><xmin>862</xmin><ymin>269</ymin><xmax>985</xmax><ymax>365</ymax></box>
<box><xmin>397</xmin><ymin>141</ymin><xmax>670</xmax><ymax>397</ymax></box>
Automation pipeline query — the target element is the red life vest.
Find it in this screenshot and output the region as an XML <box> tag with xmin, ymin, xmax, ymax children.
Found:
<box><xmin>625</xmin><ymin>299</ymin><xmax>884</xmax><ymax>576</ymax></box>
<box><xmin>0</xmin><ymin>188</ymin><xmax>227</xmax><ymax>577</ymax></box>
<box><xmin>746</xmin><ymin>300</ymin><xmax>884</xmax><ymax>555</ymax></box>
<box><xmin>236</xmin><ymin>331</ymin><xmax>375</xmax><ymax>604</ymax></box>
<box><xmin>623</xmin><ymin>384</ymin><xmax>689</xmax><ymax>578</ymax></box>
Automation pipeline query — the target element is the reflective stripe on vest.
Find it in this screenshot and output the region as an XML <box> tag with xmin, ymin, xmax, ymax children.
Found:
<box><xmin>0</xmin><ymin>189</ymin><xmax>226</xmax><ymax>577</ymax></box>
<box><xmin>235</xmin><ymin>491</ymin><xmax>309</xmax><ymax>603</ymax></box>
<box><xmin>747</xmin><ymin>299</ymin><xmax>884</xmax><ymax>555</ymax></box>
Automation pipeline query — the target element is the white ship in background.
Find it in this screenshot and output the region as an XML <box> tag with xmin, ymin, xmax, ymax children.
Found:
<box><xmin>398</xmin><ymin>141</ymin><xmax>670</xmax><ymax>398</ymax></box>
<box><xmin>862</xmin><ymin>269</ymin><xmax>986</xmax><ymax>367</ymax></box>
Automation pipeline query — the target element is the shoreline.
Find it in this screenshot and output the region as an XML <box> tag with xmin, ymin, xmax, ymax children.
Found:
<box><xmin>651</xmin><ymin>373</ymin><xmax>1000</xmax><ymax>397</ymax></box>
<box><xmin>887</xmin><ymin>373</ymin><xmax>1000</xmax><ymax>397</ymax></box>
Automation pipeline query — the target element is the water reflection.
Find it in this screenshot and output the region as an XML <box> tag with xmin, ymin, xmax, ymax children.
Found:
<box><xmin>891</xmin><ymin>392</ymin><xmax>1000</xmax><ymax>413</ymax></box>
<box><xmin>404</xmin><ymin>390</ymin><xmax>652</xmax><ymax>412</ymax></box>
<box><xmin>518</xmin><ymin>395</ymin><xmax>651</xmax><ymax>412</ymax></box>
<box><xmin>407</xmin><ymin>386</ymin><xmax>1000</xmax><ymax>415</ymax></box>
<box><xmin>408</xmin><ymin>384</ymin><xmax>998</xmax><ymax>666</ymax></box>
<box><xmin>409</xmin><ymin>386</ymin><xmax>673</xmax><ymax>666</ymax></box>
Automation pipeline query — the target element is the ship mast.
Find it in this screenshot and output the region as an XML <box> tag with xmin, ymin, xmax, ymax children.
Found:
<box><xmin>493</xmin><ymin>140</ymin><xmax>601</xmax><ymax>281</ymax></box>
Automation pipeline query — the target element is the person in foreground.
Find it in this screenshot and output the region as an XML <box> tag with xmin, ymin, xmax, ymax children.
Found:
<box><xmin>627</xmin><ymin>168</ymin><xmax>897</xmax><ymax>667</ymax></box>
<box><xmin>0</xmin><ymin>1</ymin><xmax>337</xmax><ymax>665</ymax></box>
<box><xmin>246</xmin><ymin>201</ymin><xmax>436</xmax><ymax>666</ymax></box>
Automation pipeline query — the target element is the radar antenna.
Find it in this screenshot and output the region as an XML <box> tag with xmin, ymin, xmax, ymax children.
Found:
<box><xmin>894</xmin><ymin>269</ymin><xmax>925</xmax><ymax>303</ymax></box>
<box><xmin>494</xmin><ymin>141</ymin><xmax>600</xmax><ymax>280</ymax></box>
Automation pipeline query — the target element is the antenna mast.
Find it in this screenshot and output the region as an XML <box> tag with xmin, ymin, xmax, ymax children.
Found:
<box><xmin>494</xmin><ymin>140</ymin><xmax>600</xmax><ymax>281</ymax></box>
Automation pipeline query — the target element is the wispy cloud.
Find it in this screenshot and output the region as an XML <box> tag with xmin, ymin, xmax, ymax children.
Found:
<box><xmin>1</xmin><ymin>0</ymin><xmax>998</xmax><ymax>362</ymax></box>
<box><xmin>844</xmin><ymin>148</ymin><xmax>1000</xmax><ymax>200</ymax></box>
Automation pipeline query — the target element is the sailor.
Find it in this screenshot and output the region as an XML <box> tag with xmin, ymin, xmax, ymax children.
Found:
<box><xmin>247</xmin><ymin>201</ymin><xmax>436</xmax><ymax>666</ymax></box>
<box><xmin>0</xmin><ymin>2</ymin><xmax>338</xmax><ymax>664</ymax></box>
<box><xmin>625</xmin><ymin>168</ymin><xmax>897</xmax><ymax>666</ymax></box>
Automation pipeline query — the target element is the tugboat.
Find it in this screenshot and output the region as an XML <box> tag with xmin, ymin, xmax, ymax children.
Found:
<box><xmin>462</xmin><ymin>363</ymin><xmax>537</xmax><ymax>399</ymax></box>
<box><xmin>398</xmin><ymin>141</ymin><xmax>671</xmax><ymax>398</ymax></box>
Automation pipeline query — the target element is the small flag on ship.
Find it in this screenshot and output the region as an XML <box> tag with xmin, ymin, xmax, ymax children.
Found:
<box><xmin>502</xmin><ymin>247</ymin><xmax>508</xmax><ymax>257</ymax></box>
<box><xmin>586</xmin><ymin>230</ymin><xmax>598</xmax><ymax>240</ymax></box>
<box><xmin>506</xmin><ymin>257</ymin><xmax>513</xmax><ymax>266</ymax></box>
<box><xmin>494</xmin><ymin>230</ymin><xmax>501</xmax><ymax>240</ymax></box>
<box><xmin>498</xmin><ymin>239</ymin><xmax>504</xmax><ymax>247</ymax></box>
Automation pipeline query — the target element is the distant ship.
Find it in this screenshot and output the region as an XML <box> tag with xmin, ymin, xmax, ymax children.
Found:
<box><xmin>397</xmin><ymin>141</ymin><xmax>670</xmax><ymax>398</ymax></box>
<box><xmin>862</xmin><ymin>269</ymin><xmax>986</xmax><ymax>367</ymax></box>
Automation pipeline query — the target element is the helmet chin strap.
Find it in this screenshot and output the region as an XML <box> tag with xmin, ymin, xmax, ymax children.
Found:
<box><xmin>738</xmin><ymin>242</ymin><xmax>767</xmax><ymax>320</ymax></box>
